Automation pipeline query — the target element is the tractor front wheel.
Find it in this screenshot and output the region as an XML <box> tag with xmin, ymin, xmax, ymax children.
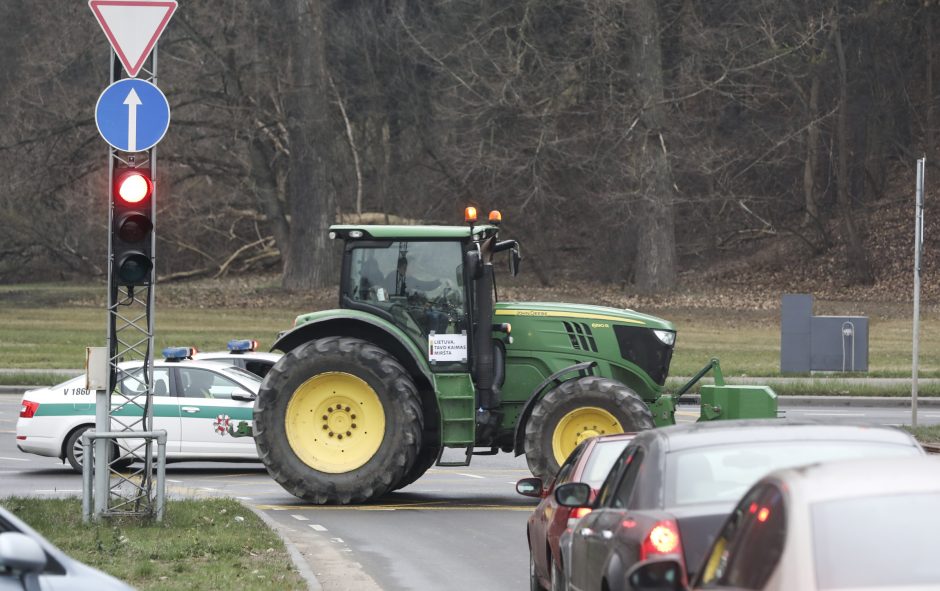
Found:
<box><xmin>253</xmin><ymin>337</ymin><xmax>423</xmax><ymax>504</ymax></box>
<box><xmin>523</xmin><ymin>376</ymin><xmax>654</xmax><ymax>481</ymax></box>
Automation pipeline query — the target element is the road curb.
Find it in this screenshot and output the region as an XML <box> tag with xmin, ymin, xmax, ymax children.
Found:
<box><xmin>242</xmin><ymin>503</ymin><xmax>323</xmax><ymax>591</ymax></box>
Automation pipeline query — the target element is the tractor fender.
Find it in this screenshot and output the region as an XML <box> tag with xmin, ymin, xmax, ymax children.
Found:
<box><xmin>512</xmin><ymin>361</ymin><xmax>598</xmax><ymax>456</ymax></box>
<box><xmin>271</xmin><ymin>311</ymin><xmax>434</xmax><ymax>391</ymax></box>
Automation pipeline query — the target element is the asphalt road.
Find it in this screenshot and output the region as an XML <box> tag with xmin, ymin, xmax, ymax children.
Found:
<box><xmin>1</xmin><ymin>394</ymin><xmax>937</xmax><ymax>590</ymax></box>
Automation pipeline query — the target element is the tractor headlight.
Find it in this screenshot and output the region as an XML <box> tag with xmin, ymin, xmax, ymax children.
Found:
<box><xmin>653</xmin><ymin>330</ymin><xmax>676</xmax><ymax>346</ymax></box>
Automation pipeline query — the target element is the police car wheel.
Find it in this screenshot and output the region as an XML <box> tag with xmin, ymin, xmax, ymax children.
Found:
<box><xmin>254</xmin><ymin>336</ymin><xmax>423</xmax><ymax>504</ymax></box>
<box><xmin>64</xmin><ymin>425</ymin><xmax>133</xmax><ymax>473</ymax></box>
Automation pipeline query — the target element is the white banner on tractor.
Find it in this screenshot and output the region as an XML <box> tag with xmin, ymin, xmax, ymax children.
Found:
<box><xmin>428</xmin><ymin>333</ymin><xmax>468</xmax><ymax>363</ymax></box>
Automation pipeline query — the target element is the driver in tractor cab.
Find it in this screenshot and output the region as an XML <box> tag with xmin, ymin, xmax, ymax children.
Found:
<box><xmin>386</xmin><ymin>255</ymin><xmax>452</xmax><ymax>334</ymax></box>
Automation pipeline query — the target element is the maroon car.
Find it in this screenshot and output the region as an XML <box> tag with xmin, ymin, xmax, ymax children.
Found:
<box><xmin>518</xmin><ymin>433</ymin><xmax>636</xmax><ymax>591</ymax></box>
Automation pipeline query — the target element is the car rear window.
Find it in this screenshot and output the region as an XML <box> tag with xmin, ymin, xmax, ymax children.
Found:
<box><xmin>581</xmin><ymin>439</ymin><xmax>632</xmax><ymax>488</ymax></box>
<box><xmin>666</xmin><ymin>441</ymin><xmax>920</xmax><ymax>507</ymax></box>
<box><xmin>813</xmin><ymin>492</ymin><xmax>940</xmax><ymax>588</ymax></box>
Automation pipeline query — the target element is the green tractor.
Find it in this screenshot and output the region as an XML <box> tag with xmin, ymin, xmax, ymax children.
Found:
<box><xmin>252</xmin><ymin>213</ymin><xmax>777</xmax><ymax>504</ymax></box>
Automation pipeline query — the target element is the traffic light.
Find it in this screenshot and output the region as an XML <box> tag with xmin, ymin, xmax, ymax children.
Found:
<box><xmin>111</xmin><ymin>167</ymin><xmax>154</xmax><ymax>286</ymax></box>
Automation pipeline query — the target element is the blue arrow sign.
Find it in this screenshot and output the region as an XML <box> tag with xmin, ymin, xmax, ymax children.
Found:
<box><xmin>95</xmin><ymin>79</ymin><xmax>170</xmax><ymax>152</ymax></box>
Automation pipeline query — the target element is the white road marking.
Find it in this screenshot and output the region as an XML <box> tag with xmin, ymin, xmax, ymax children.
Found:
<box><xmin>309</xmin><ymin>524</ymin><xmax>327</xmax><ymax>532</ymax></box>
<box><xmin>801</xmin><ymin>412</ymin><xmax>866</xmax><ymax>417</ymax></box>
<box><xmin>330</xmin><ymin>537</ymin><xmax>344</xmax><ymax>543</ymax></box>
<box><xmin>291</xmin><ymin>514</ymin><xmax>309</xmax><ymax>521</ymax></box>
<box><xmin>0</xmin><ymin>457</ymin><xmax>29</xmax><ymax>462</ymax></box>
<box><xmin>236</xmin><ymin>496</ymin><xmax>252</xmax><ymax>501</ymax></box>
<box><xmin>199</xmin><ymin>487</ymin><xmax>219</xmax><ymax>492</ymax></box>
<box><xmin>457</xmin><ymin>473</ymin><xmax>485</xmax><ymax>479</ymax></box>
<box><xmin>167</xmin><ymin>479</ymin><xmax>182</xmax><ymax>483</ymax></box>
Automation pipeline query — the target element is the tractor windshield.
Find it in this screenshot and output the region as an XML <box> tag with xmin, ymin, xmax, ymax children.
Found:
<box><xmin>345</xmin><ymin>241</ymin><xmax>466</xmax><ymax>341</ymax></box>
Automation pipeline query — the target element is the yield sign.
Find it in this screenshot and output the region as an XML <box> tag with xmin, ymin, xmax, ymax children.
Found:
<box><xmin>88</xmin><ymin>0</ymin><xmax>178</xmax><ymax>78</ymax></box>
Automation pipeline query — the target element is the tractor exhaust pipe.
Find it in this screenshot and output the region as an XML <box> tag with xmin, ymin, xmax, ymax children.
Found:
<box><xmin>474</xmin><ymin>261</ymin><xmax>499</xmax><ymax>410</ymax></box>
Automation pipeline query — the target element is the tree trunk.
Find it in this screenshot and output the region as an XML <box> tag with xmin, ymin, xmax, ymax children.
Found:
<box><xmin>282</xmin><ymin>0</ymin><xmax>336</xmax><ymax>290</ymax></box>
<box><xmin>833</xmin><ymin>17</ymin><xmax>874</xmax><ymax>286</ymax></box>
<box><xmin>629</xmin><ymin>0</ymin><xmax>677</xmax><ymax>292</ymax></box>
<box><xmin>803</xmin><ymin>75</ymin><xmax>821</xmax><ymax>224</ymax></box>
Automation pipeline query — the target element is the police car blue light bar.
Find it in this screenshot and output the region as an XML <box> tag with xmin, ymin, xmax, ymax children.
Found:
<box><xmin>227</xmin><ymin>339</ymin><xmax>259</xmax><ymax>353</ymax></box>
<box><xmin>163</xmin><ymin>347</ymin><xmax>196</xmax><ymax>361</ymax></box>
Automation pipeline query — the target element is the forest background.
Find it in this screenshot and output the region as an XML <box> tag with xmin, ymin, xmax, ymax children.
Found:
<box><xmin>1</xmin><ymin>0</ymin><xmax>938</xmax><ymax>301</ymax></box>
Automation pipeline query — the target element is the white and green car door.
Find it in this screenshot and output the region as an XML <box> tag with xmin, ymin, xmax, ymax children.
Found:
<box><xmin>174</xmin><ymin>365</ymin><xmax>257</xmax><ymax>457</ymax></box>
<box><xmin>113</xmin><ymin>366</ymin><xmax>182</xmax><ymax>454</ymax></box>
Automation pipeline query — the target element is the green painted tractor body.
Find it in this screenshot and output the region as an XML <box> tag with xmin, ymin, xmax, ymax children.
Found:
<box><xmin>253</xmin><ymin>222</ymin><xmax>777</xmax><ymax>504</ymax></box>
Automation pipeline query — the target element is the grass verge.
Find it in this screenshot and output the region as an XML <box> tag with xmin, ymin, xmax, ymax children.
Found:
<box><xmin>0</xmin><ymin>497</ymin><xmax>306</xmax><ymax>591</ymax></box>
<box><xmin>902</xmin><ymin>424</ymin><xmax>940</xmax><ymax>445</ymax></box>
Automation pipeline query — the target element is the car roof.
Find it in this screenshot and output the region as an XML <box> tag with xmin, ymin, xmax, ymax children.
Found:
<box><xmin>630</xmin><ymin>419</ymin><xmax>919</xmax><ymax>452</ymax></box>
<box><xmin>768</xmin><ymin>456</ymin><xmax>940</xmax><ymax>503</ymax></box>
<box><xmin>193</xmin><ymin>350</ymin><xmax>281</xmax><ymax>361</ymax></box>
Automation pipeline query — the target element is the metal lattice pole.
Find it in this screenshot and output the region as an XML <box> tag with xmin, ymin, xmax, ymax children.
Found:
<box><xmin>93</xmin><ymin>46</ymin><xmax>163</xmax><ymax>519</ymax></box>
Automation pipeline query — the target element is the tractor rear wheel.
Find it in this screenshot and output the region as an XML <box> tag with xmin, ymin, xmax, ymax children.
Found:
<box><xmin>523</xmin><ymin>376</ymin><xmax>653</xmax><ymax>481</ymax></box>
<box><xmin>253</xmin><ymin>337</ymin><xmax>423</xmax><ymax>504</ymax></box>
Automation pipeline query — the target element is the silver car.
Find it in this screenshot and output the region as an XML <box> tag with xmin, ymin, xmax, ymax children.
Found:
<box><xmin>0</xmin><ymin>505</ymin><xmax>134</xmax><ymax>591</ymax></box>
<box><xmin>627</xmin><ymin>455</ymin><xmax>940</xmax><ymax>591</ymax></box>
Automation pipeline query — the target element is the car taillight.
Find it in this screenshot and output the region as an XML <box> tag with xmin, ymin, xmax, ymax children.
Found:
<box><xmin>640</xmin><ymin>519</ymin><xmax>683</xmax><ymax>561</ymax></box>
<box><xmin>19</xmin><ymin>400</ymin><xmax>39</xmax><ymax>419</ymax></box>
<box><xmin>566</xmin><ymin>507</ymin><xmax>592</xmax><ymax>529</ymax></box>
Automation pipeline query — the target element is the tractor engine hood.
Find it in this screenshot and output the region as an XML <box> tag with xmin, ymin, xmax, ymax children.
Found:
<box><xmin>493</xmin><ymin>302</ymin><xmax>675</xmax><ymax>331</ymax></box>
<box><xmin>493</xmin><ymin>302</ymin><xmax>677</xmax><ymax>387</ymax></box>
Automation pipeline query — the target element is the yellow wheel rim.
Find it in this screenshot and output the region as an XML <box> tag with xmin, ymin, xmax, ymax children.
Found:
<box><xmin>285</xmin><ymin>372</ymin><xmax>386</xmax><ymax>473</ymax></box>
<box><xmin>551</xmin><ymin>406</ymin><xmax>623</xmax><ymax>465</ymax></box>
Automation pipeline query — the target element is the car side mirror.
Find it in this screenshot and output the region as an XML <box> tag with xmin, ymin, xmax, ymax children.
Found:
<box><xmin>625</xmin><ymin>558</ymin><xmax>688</xmax><ymax>591</ymax></box>
<box><xmin>231</xmin><ymin>390</ymin><xmax>256</xmax><ymax>402</ymax></box>
<box><xmin>0</xmin><ymin>532</ymin><xmax>47</xmax><ymax>573</ymax></box>
<box><xmin>554</xmin><ymin>482</ymin><xmax>592</xmax><ymax>507</ymax></box>
<box><xmin>515</xmin><ymin>477</ymin><xmax>544</xmax><ymax>498</ymax></box>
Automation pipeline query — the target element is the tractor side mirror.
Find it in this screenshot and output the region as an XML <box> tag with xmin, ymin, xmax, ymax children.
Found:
<box><xmin>509</xmin><ymin>246</ymin><xmax>521</xmax><ymax>277</ymax></box>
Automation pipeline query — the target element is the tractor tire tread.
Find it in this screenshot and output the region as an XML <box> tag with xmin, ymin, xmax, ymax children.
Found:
<box><xmin>523</xmin><ymin>376</ymin><xmax>654</xmax><ymax>481</ymax></box>
<box><xmin>254</xmin><ymin>337</ymin><xmax>422</xmax><ymax>504</ymax></box>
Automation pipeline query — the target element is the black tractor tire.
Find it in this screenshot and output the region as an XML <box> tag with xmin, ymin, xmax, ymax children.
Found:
<box><xmin>64</xmin><ymin>425</ymin><xmax>134</xmax><ymax>473</ymax></box>
<box><xmin>254</xmin><ymin>337</ymin><xmax>423</xmax><ymax>504</ymax></box>
<box><xmin>523</xmin><ymin>376</ymin><xmax>654</xmax><ymax>481</ymax></box>
<box><xmin>392</xmin><ymin>441</ymin><xmax>440</xmax><ymax>491</ymax></box>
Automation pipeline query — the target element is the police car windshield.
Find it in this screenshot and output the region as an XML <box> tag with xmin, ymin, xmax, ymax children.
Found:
<box><xmin>221</xmin><ymin>366</ymin><xmax>263</xmax><ymax>384</ymax></box>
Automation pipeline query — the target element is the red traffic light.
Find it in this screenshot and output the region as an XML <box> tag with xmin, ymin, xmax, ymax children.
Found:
<box><xmin>115</xmin><ymin>170</ymin><xmax>152</xmax><ymax>204</ymax></box>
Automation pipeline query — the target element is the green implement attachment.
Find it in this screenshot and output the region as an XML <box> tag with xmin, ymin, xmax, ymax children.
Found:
<box><xmin>674</xmin><ymin>358</ymin><xmax>778</xmax><ymax>421</ymax></box>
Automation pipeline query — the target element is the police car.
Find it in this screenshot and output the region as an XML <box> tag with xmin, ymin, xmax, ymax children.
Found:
<box><xmin>192</xmin><ymin>338</ymin><xmax>282</xmax><ymax>378</ymax></box>
<box><xmin>16</xmin><ymin>348</ymin><xmax>264</xmax><ymax>472</ymax></box>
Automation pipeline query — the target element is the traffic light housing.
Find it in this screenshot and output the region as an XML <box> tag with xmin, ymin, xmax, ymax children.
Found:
<box><xmin>111</xmin><ymin>167</ymin><xmax>154</xmax><ymax>286</ymax></box>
